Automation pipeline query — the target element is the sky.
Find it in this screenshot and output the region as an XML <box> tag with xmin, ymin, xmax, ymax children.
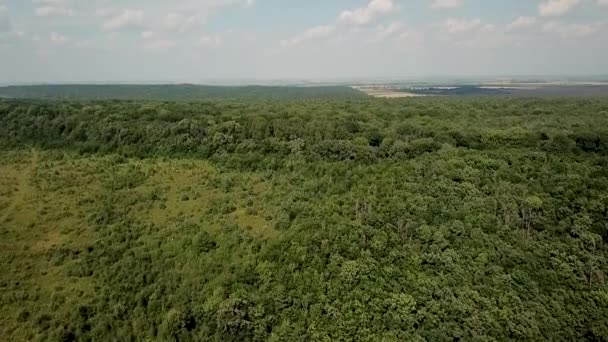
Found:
<box><xmin>0</xmin><ymin>0</ymin><xmax>607</xmax><ymax>84</ymax></box>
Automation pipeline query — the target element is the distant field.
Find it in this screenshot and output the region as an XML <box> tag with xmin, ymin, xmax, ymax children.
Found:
<box><xmin>483</xmin><ymin>81</ymin><xmax>608</xmax><ymax>87</ymax></box>
<box><xmin>356</xmin><ymin>84</ymin><xmax>608</xmax><ymax>98</ymax></box>
<box><xmin>353</xmin><ymin>86</ymin><xmax>426</xmax><ymax>98</ymax></box>
<box><xmin>507</xmin><ymin>85</ymin><xmax>608</xmax><ymax>96</ymax></box>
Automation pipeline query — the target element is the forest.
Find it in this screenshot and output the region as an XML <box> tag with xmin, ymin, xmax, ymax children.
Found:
<box><xmin>0</xmin><ymin>85</ymin><xmax>364</xmax><ymax>101</ymax></box>
<box><xmin>1</xmin><ymin>92</ymin><xmax>608</xmax><ymax>341</ymax></box>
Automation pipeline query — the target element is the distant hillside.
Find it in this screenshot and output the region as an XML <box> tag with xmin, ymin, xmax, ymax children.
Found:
<box><xmin>0</xmin><ymin>84</ymin><xmax>366</xmax><ymax>101</ymax></box>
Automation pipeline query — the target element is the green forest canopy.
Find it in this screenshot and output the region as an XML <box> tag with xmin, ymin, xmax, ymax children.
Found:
<box><xmin>1</xmin><ymin>95</ymin><xmax>608</xmax><ymax>341</ymax></box>
<box><xmin>0</xmin><ymin>85</ymin><xmax>364</xmax><ymax>101</ymax></box>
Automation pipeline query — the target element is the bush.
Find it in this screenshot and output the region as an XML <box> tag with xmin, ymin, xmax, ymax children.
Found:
<box><xmin>540</xmin><ymin>133</ymin><xmax>575</xmax><ymax>153</ymax></box>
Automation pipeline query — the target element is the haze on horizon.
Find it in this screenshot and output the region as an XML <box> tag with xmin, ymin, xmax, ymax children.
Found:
<box><xmin>1</xmin><ymin>0</ymin><xmax>607</xmax><ymax>84</ymax></box>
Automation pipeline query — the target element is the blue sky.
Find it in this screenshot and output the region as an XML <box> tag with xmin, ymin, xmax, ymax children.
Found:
<box><xmin>0</xmin><ymin>0</ymin><xmax>607</xmax><ymax>83</ymax></box>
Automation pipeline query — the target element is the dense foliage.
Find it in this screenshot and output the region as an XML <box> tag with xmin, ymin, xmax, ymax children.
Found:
<box><xmin>1</xmin><ymin>96</ymin><xmax>608</xmax><ymax>341</ymax></box>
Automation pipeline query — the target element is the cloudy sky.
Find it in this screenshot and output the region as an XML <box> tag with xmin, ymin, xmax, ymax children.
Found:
<box><xmin>0</xmin><ymin>0</ymin><xmax>607</xmax><ymax>83</ymax></box>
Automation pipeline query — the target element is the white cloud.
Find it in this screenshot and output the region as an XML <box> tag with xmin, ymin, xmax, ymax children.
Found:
<box><xmin>482</xmin><ymin>24</ymin><xmax>496</xmax><ymax>32</ymax></box>
<box><xmin>141</xmin><ymin>30</ymin><xmax>155</xmax><ymax>39</ymax></box>
<box><xmin>539</xmin><ymin>0</ymin><xmax>581</xmax><ymax>16</ymax></box>
<box><xmin>95</xmin><ymin>2</ymin><xmax>253</xmax><ymax>35</ymax></box>
<box><xmin>376</xmin><ymin>22</ymin><xmax>403</xmax><ymax>40</ymax></box>
<box><xmin>164</xmin><ymin>12</ymin><xmax>181</xmax><ymax>30</ymax></box>
<box><xmin>0</xmin><ymin>29</ymin><xmax>28</xmax><ymax>44</ymax></box>
<box><xmin>50</xmin><ymin>32</ymin><xmax>69</xmax><ymax>45</ymax></box>
<box><xmin>75</xmin><ymin>40</ymin><xmax>92</xmax><ymax>48</ymax></box>
<box><xmin>32</xmin><ymin>0</ymin><xmax>70</xmax><ymax>3</ymax></box>
<box><xmin>542</xmin><ymin>21</ymin><xmax>603</xmax><ymax>37</ymax></box>
<box><xmin>35</xmin><ymin>5</ymin><xmax>75</xmax><ymax>17</ymax></box>
<box><xmin>199</xmin><ymin>34</ymin><xmax>222</xmax><ymax>47</ymax></box>
<box><xmin>339</xmin><ymin>0</ymin><xmax>395</xmax><ymax>25</ymax></box>
<box><xmin>163</xmin><ymin>12</ymin><xmax>200</xmax><ymax>33</ymax></box>
<box><xmin>507</xmin><ymin>16</ymin><xmax>537</xmax><ymax>31</ymax></box>
<box><xmin>281</xmin><ymin>25</ymin><xmax>335</xmax><ymax>47</ymax></box>
<box><xmin>398</xmin><ymin>30</ymin><xmax>419</xmax><ymax>41</ymax></box>
<box><xmin>95</xmin><ymin>8</ymin><xmax>113</xmax><ymax>17</ymax></box>
<box><xmin>431</xmin><ymin>0</ymin><xmax>464</xmax><ymax>9</ymax></box>
<box><xmin>541</xmin><ymin>21</ymin><xmax>561</xmax><ymax>33</ymax></box>
<box><xmin>372</xmin><ymin>23</ymin><xmax>424</xmax><ymax>49</ymax></box>
<box><xmin>144</xmin><ymin>39</ymin><xmax>176</xmax><ymax>50</ymax></box>
<box><xmin>598</xmin><ymin>0</ymin><xmax>608</xmax><ymax>6</ymax></box>
<box><xmin>102</xmin><ymin>9</ymin><xmax>144</xmax><ymax>31</ymax></box>
<box><xmin>33</xmin><ymin>0</ymin><xmax>76</xmax><ymax>17</ymax></box>
<box><xmin>0</xmin><ymin>5</ymin><xmax>7</xmax><ymax>13</ymax></box>
<box><xmin>443</xmin><ymin>18</ymin><xmax>482</xmax><ymax>33</ymax></box>
<box><xmin>281</xmin><ymin>0</ymin><xmax>395</xmax><ymax>48</ymax></box>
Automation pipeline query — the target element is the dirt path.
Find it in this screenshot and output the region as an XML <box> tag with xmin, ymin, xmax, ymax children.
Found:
<box><xmin>0</xmin><ymin>149</ymin><xmax>38</xmax><ymax>223</ymax></box>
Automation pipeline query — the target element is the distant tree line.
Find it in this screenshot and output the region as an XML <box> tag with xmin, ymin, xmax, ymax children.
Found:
<box><xmin>1</xmin><ymin>97</ymin><xmax>607</xmax><ymax>163</ymax></box>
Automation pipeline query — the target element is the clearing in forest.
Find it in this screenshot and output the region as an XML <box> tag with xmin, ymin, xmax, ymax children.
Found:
<box><xmin>0</xmin><ymin>149</ymin><xmax>38</xmax><ymax>223</ymax></box>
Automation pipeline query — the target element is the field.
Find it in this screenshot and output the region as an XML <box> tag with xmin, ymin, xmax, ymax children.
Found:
<box><xmin>354</xmin><ymin>84</ymin><xmax>608</xmax><ymax>98</ymax></box>
<box><xmin>1</xmin><ymin>94</ymin><xmax>608</xmax><ymax>340</ymax></box>
<box><xmin>352</xmin><ymin>86</ymin><xmax>426</xmax><ymax>98</ymax></box>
